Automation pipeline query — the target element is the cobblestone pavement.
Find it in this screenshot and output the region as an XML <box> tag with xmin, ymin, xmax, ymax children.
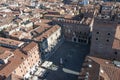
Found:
<box><xmin>44</xmin><ymin>41</ymin><xmax>90</xmax><ymax>80</ymax></box>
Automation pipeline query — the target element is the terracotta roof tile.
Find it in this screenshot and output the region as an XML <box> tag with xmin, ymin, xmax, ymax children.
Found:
<box><xmin>88</xmin><ymin>56</ymin><xmax>120</xmax><ymax>80</ymax></box>
<box><xmin>0</xmin><ymin>49</ymin><xmax>26</xmax><ymax>78</ymax></box>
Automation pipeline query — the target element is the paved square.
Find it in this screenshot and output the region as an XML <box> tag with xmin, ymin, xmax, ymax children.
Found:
<box><xmin>45</xmin><ymin>41</ymin><xmax>90</xmax><ymax>80</ymax></box>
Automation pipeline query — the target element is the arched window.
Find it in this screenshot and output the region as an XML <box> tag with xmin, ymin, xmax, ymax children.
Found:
<box><xmin>74</xmin><ymin>38</ymin><xmax>76</xmax><ymax>42</ymax></box>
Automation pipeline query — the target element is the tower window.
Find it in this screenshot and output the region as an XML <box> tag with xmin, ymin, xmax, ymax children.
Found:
<box><xmin>96</xmin><ymin>38</ymin><xmax>98</xmax><ymax>40</ymax></box>
<box><xmin>107</xmin><ymin>33</ymin><xmax>110</xmax><ymax>35</ymax></box>
<box><xmin>96</xmin><ymin>32</ymin><xmax>99</xmax><ymax>34</ymax></box>
<box><xmin>106</xmin><ymin>39</ymin><xmax>109</xmax><ymax>42</ymax></box>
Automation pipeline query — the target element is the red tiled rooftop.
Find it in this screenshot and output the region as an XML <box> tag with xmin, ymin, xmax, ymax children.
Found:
<box><xmin>35</xmin><ymin>25</ymin><xmax>60</xmax><ymax>41</ymax></box>
<box><xmin>0</xmin><ymin>47</ymin><xmax>13</xmax><ymax>60</ymax></box>
<box><xmin>0</xmin><ymin>37</ymin><xmax>24</xmax><ymax>47</ymax></box>
<box><xmin>88</xmin><ymin>56</ymin><xmax>120</xmax><ymax>80</ymax></box>
<box><xmin>0</xmin><ymin>49</ymin><xmax>26</xmax><ymax>78</ymax></box>
<box><xmin>22</xmin><ymin>42</ymin><xmax>37</xmax><ymax>53</ymax></box>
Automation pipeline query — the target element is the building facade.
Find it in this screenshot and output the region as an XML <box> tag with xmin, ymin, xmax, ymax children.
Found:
<box><xmin>34</xmin><ymin>25</ymin><xmax>61</xmax><ymax>59</ymax></box>
<box><xmin>90</xmin><ymin>3</ymin><xmax>120</xmax><ymax>61</ymax></box>
<box><xmin>0</xmin><ymin>42</ymin><xmax>41</xmax><ymax>80</ymax></box>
